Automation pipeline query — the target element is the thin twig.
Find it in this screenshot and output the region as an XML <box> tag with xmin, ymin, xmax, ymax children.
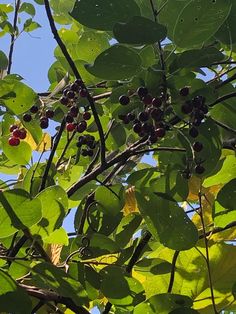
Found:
<box><xmin>211</xmin><ymin>118</ymin><xmax>236</xmax><ymax>134</ymax></box>
<box><xmin>168</xmin><ymin>251</ymin><xmax>180</xmax><ymax>293</ymax></box>
<box><xmin>56</xmin><ymin>129</ymin><xmax>76</xmax><ymax>168</ymax></box>
<box><xmin>198</xmin><ymin>190</ymin><xmax>218</xmax><ymax>314</ymax></box>
<box><xmin>7</xmin><ymin>0</ymin><xmax>21</xmax><ymax>74</ymax></box>
<box><xmin>39</xmin><ymin>118</ymin><xmax>66</xmax><ymax>192</ymax></box>
<box><xmin>43</xmin><ymin>0</ymin><xmax>106</xmax><ymax>165</ymax></box>
<box><xmin>209</xmin><ymin>92</ymin><xmax>236</xmax><ymax>107</ymax></box>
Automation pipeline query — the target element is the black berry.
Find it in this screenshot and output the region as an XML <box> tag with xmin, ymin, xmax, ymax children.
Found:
<box><xmin>152</xmin><ymin>97</ymin><xmax>162</xmax><ymax>107</ymax></box>
<box><xmin>30</xmin><ymin>105</ymin><xmax>39</xmax><ymax>114</ymax></box>
<box><xmin>60</xmin><ymin>96</ymin><xmax>69</xmax><ymax>106</ymax></box>
<box><xmin>23</xmin><ymin>113</ymin><xmax>32</xmax><ymax>122</ymax></box>
<box><xmin>66</xmin><ymin>114</ymin><xmax>74</xmax><ymax>123</ymax></box>
<box><xmin>138</xmin><ymin>111</ymin><xmax>149</xmax><ymax>122</ymax></box>
<box><xmin>83</xmin><ymin>111</ymin><xmax>91</xmax><ymax>120</ymax></box>
<box><xmin>70</xmin><ymin>106</ymin><xmax>79</xmax><ymax>117</ymax></box>
<box><xmin>189</xmin><ymin>127</ymin><xmax>199</xmax><ymax>138</ymax></box>
<box><xmin>179</xmin><ymin>87</ymin><xmax>189</xmax><ymax>97</ymax></box>
<box><xmin>45</xmin><ymin>109</ymin><xmax>54</xmax><ymax>119</ymax></box>
<box><xmin>40</xmin><ymin>117</ymin><xmax>49</xmax><ymax>129</ymax></box>
<box><xmin>193</xmin><ymin>141</ymin><xmax>203</xmax><ymax>152</ymax></box>
<box><xmin>119</xmin><ymin>95</ymin><xmax>130</xmax><ymax>106</ymax></box>
<box><xmin>77</xmin><ymin>121</ymin><xmax>87</xmax><ymax>133</ymax></box>
<box><xmin>142</xmin><ymin>94</ymin><xmax>153</xmax><ymax>105</ymax></box>
<box><xmin>80</xmin><ymin>89</ymin><xmax>88</xmax><ymax>98</ymax></box>
<box><xmin>155</xmin><ymin>128</ymin><xmax>166</xmax><ymax>138</ymax></box>
<box><xmin>181</xmin><ymin>101</ymin><xmax>193</xmax><ymax>114</ymax></box>
<box><xmin>195</xmin><ymin>165</ymin><xmax>205</xmax><ymax>174</ymax></box>
<box><xmin>67</xmin><ymin>91</ymin><xmax>76</xmax><ymax>99</ymax></box>
<box><xmin>137</xmin><ymin>86</ymin><xmax>148</xmax><ymax>98</ymax></box>
<box><xmin>127</xmin><ymin>112</ymin><xmax>135</xmax><ymax>121</ymax></box>
<box><xmin>133</xmin><ymin>123</ymin><xmax>142</xmax><ymax>133</ymax></box>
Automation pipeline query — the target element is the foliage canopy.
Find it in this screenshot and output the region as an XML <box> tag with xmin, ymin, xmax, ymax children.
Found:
<box><xmin>0</xmin><ymin>0</ymin><xmax>236</xmax><ymax>313</ymax></box>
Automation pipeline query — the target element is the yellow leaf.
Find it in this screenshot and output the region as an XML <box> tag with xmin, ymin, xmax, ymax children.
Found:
<box><xmin>24</xmin><ymin>132</ymin><xmax>51</xmax><ymax>152</ymax></box>
<box><xmin>123</xmin><ymin>186</ymin><xmax>139</xmax><ymax>216</ymax></box>
<box><xmin>45</xmin><ymin>243</ymin><xmax>63</xmax><ymax>265</ymax></box>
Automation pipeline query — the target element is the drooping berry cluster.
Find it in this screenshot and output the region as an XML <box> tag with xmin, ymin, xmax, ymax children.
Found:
<box><xmin>8</xmin><ymin>124</ymin><xmax>27</xmax><ymax>146</ymax></box>
<box><xmin>76</xmin><ymin>134</ymin><xmax>96</xmax><ymax>157</ymax></box>
<box><xmin>59</xmin><ymin>79</ymin><xmax>87</xmax><ymax>107</ymax></box>
<box><xmin>180</xmin><ymin>88</ymin><xmax>208</xmax><ymax>176</ymax></box>
<box><xmin>118</xmin><ymin>86</ymin><xmax>168</xmax><ymax>144</ymax></box>
<box><xmin>23</xmin><ymin>104</ymin><xmax>55</xmax><ymax>129</ymax></box>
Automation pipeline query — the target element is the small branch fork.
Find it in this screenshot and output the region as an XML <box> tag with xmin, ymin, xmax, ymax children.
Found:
<box><xmin>7</xmin><ymin>0</ymin><xmax>21</xmax><ymax>74</ymax></box>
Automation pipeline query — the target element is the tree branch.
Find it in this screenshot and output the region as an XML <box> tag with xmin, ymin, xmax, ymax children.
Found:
<box><xmin>20</xmin><ymin>284</ymin><xmax>91</xmax><ymax>314</ymax></box>
<box><xmin>39</xmin><ymin>118</ymin><xmax>66</xmax><ymax>192</ymax></box>
<box><xmin>209</xmin><ymin>92</ymin><xmax>236</xmax><ymax>107</ymax></box>
<box><xmin>43</xmin><ymin>0</ymin><xmax>106</xmax><ymax>165</ymax></box>
<box><xmin>168</xmin><ymin>250</ymin><xmax>180</xmax><ymax>293</ymax></box>
<box><xmin>7</xmin><ymin>0</ymin><xmax>21</xmax><ymax>74</ymax></box>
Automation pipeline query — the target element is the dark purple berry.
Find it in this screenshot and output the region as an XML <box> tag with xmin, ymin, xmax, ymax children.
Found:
<box><xmin>83</xmin><ymin>111</ymin><xmax>91</xmax><ymax>120</ymax></box>
<box><xmin>179</xmin><ymin>87</ymin><xmax>189</xmax><ymax>97</ymax></box>
<box><xmin>70</xmin><ymin>106</ymin><xmax>79</xmax><ymax>117</ymax></box>
<box><xmin>81</xmin><ymin>149</ymin><xmax>88</xmax><ymax>157</ymax></box>
<box><xmin>77</xmin><ymin>121</ymin><xmax>87</xmax><ymax>133</ymax></box>
<box><xmin>127</xmin><ymin>112</ymin><xmax>135</xmax><ymax>121</ymax></box>
<box><xmin>23</xmin><ymin>113</ymin><xmax>32</xmax><ymax>122</ymax></box>
<box><xmin>138</xmin><ymin>111</ymin><xmax>149</xmax><ymax>122</ymax></box>
<box><xmin>150</xmin><ymin>108</ymin><xmax>163</xmax><ymax>121</ymax></box>
<box><xmin>80</xmin><ymin>89</ymin><xmax>88</xmax><ymax>98</ymax></box>
<box><xmin>193</xmin><ymin>119</ymin><xmax>202</xmax><ymax>127</ymax></box>
<box><xmin>181</xmin><ymin>101</ymin><xmax>193</xmax><ymax>114</ymax></box>
<box><xmin>75</xmin><ymin>79</ymin><xmax>83</xmax><ymax>86</ymax></box>
<box><xmin>194</xmin><ymin>111</ymin><xmax>204</xmax><ymax>121</ymax></box>
<box><xmin>189</xmin><ymin>127</ymin><xmax>199</xmax><ymax>138</ymax></box>
<box><xmin>195</xmin><ymin>165</ymin><xmax>205</xmax><ymax>174</ymax></box>
<box><xmin>70</xmin><ymin>82</ymin><xmax>80</xmax><ymax>92</ymax></box>
<box><xmin>149</xmin><ymin>134</ymin><xmax>158</xmax><ymax>144</ymax></box>
<box><xmin>119</xmin><ymin>95</ymin><xmax>130</xmax><ymax>106</ymax></box>
<box><xmin>63</xmin><ymin>88</ymin><xmax>70</xmax><ymax>96</ymax></box>
<box><xmin>133</xmin><ymin>123</ymin><xmax>142</xmax><ymax>133</ymax></box>
<box><xmin>182</xmin><ymin>170</ymin><xmax>192</xmax><ymax>180</ymax></box>
<box><xmin>87</xmin><ymin>149</ymin><xmax>94</xmax><ymax>157</ymax></box>
<box><xmin>60</xmin><ymin>96</ymin><xmax>69</xmax><ymax>106</ymax></box>
<box><xmin>192</xmin><ymin>96</ymin><xmax>205</xmax><ymax>107</ymax></box>
<box><xmin>30</xmin><ymin>105</ymin><xmax>39</xmax><ymax>114</ymax></box>
<box><xmin>193</xmin><ymin>141</ymin><xmax>203</xmax><ymax>152</ymax></box>
<box><xmin>137</xmin><ymin>86</ymin><xmax>148</xmax><ymax>98</ymax></box>
<box><xmin>142</xmin><ymin>123</ymin><xmax>152</xmax><ymax>133</ymax></box>
<box><xmin>152</xmin><ymin>97</ymin><xmax>162</xmax><ymax>107</ymax></box>
<box><xmin>66</xmin><ymin>114</ymin><xmax>74</xmax><ymax>123</ymax></box>
<box><xmin>40</xmin><ymin>117</ymin><xmax>49</xmax><ymax>129</ymax></box>
<box><xmin>201</xmin><ymin>105</ymin><xmax>208</xmax><ymax>114</ymax></box>
<box><xmin>67</xmin><ymin>91</ymin><xmax>76</xmax><ymax>99</ymax></box>
<box><xmin>122</xmin><ymin>115</ymin><xmax>130</xmax><ymax>124</ymax></box>
<box><xmin>45</xmin><ymin>109</ymin><xmax>54</xmax><ymax>119</ymax></box>
<box><xmin>142</xmin><ymin>94</ymin><xmax>153</xmax><ymax>105</ymax></box>
<box><xmin>155</xmin><ymin>128</ymin><xmax>166</xmax><ymax>138</ymax></box>
<box><xmin>19</xmin><ymin>129</ymin><xmax>27</xmax><ymax>139</ymax></box>
<box><xmin>12</xmin><ymin>129</ymin><xmax>21</xmax><ymax>138</ymax></box>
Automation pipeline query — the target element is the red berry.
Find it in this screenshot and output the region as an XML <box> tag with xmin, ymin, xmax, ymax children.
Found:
<box><xmin>12</xmin><ymin>129</ymin><xmax>22</xmax><ymax>138</ymax></box>
<box><xmin>66</xmin><ymin>123</ymin><xmax>76</xmax><ymax>132</ymax></box>
<box><xmin>193</xmin><ymin>141</ymin><xmax>203</xmax><ymax>152</ymax></box>
<box><xmin>9</xmin><ymin>125</ymin><xmax>18</xmax><ymax>132</ymax></box>
<box><xmin>155</xmin><ymin>128</ymin><xmax>166</xmax><ymax>138</ymax></box>
<box><xmin>23</xmin><ymin>113</ymin><xmax>32</xmax><ymax>122</ymax></box>
<box><xmin>83</xmin><ymin>111</ymin><xmax>91</xmax><ymax>120</ymax></box>
<box><xmin>119</xmin><ymin>95</ymin><xmax>130</xmax><ymax>106</ymax></box>
<box><xmin>8</xmin><ymin>136</ymin><xmax>20</xmax><ymax>146</ymax></box>
<box><xmin>19</xmin><ymin>129</ymin><xmax>27</xmax><ymax>139</ymax></box>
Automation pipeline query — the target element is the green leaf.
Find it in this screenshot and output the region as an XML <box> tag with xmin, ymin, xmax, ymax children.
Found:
<box><xmin>134</xmin><ymin>258</ymin><xmax>172</xmax><ymax>276</ymax></box>
<box><xmin>32</xmin><ymin>262</ymin><xmax>88</xmax><ymax>306</ymax></box>
<box><xmin>136</xmin><ymin>190</ymin><xmax>198</xmax><ymax>250</ymax></box>
<box><xmin>0</xmin><ymin>50</ymin><xmax>8</xmax><ymax>70</ymax></box>
<box><xmin>85</xmin><ymin>45</ymin><xmax>142</xmax><ymax>80</ymax></box>
<box><xmin>70</xmin><ymin>0</ymin><xmax>141</xmax><ymax>31</ymax></box>
<box><xmin>95</xmin><ymin>184</ymin><xmax>125</xmax><ymax>216</ymax></box>
<box><xmin>106</xmin><ymin>122</ymin><xmax>127</xmax><ymax>149</ymax></box>
<box><xmin>0</xmin><ymin>270</ymin><xmax>32</xmax><ymax>314</ymax></box>
<box><xmin>203</xmin><ymin>155</ymin><xmax>236</xmax><ymax>187</ymax></box>
<box><xmin>159</xmin><ymin>0</ymin><xmax>231</xmax><ymax>48</ymax></box>
<box><xmin>113</xmin><ymin>16</ymin><xmax>166</xmax><ymax>45</ymax></box>
<box><xmin>100</xmin><ymin>266</ymin><xmax>144</xmax><ymax>306</ymax></box>
<box><xmin>88</xmin><ymin>233</ymin><xmax>120</xmax><ymax>258</ymax></box>
<box><xmin>0</xmin><ymin>79</ymin><xmax>37</xmax><ymax>114</ymax></box>
<box><xmin>43</xmin><ymin>227</ymin><xmax>69</xmax><ymax>245</ymax></box>
<box><xmin>216</xmin><ymin>1</ymin><xmax>236</xmax><ymax>44</ymax></box>
<box><xmin>19</xmin><ymin>2</ymin><xmax>36</xmax><ymax>16</ymax></box>
<box><xmin>31</xmin><ymin>186</ymin><xmax>68</xmax><ymax>239</ymax></box>
<box><xmin>169</xmin><ymin>308</ymin><xmax>200</xmax><ymax>314</ymax></box>
<box><xmin>134</xmin><ymin>293</ymin><xmax>193</xmax><ymax>314</ymax></box>
<box><xmin>0</xmin><ymin>189</ymin><xmax>42</xmax><ymax>236</ymax></box>
<box><xmin>23</xmin><ymin>19</ymin><xmax>41</xmax><ymax>32</ymax></box>
<box><xmin>170</xmin><ymin>47</ymin><xmax>225</xmax><ymax>72</ymax></box>
<box><xmin>2</xmin><ymin>136</ymin><xmax>32</xmax><ymax>165</ymax></box>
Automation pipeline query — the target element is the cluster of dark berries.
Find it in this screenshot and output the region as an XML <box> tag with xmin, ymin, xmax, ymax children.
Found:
<box><xmin>65</xmin><ymin>109</ymin><xmax>91</xmax><ymax>133</ymax></box>
<box><xmin>118</xmin><ymin>86</ymin><xmax>168</xmax><ymax>144</ymax></box>
<box><xmin>23</xmin><ymin>105</ymin><xmax>54</xmax><ymax>129</ymax></box>
<box><xmin>8</xmin><ymin>124</ymin><xmax>27</xmax><ymax>146</ymax></box>
<box><xmin>76</xmin><ymin>134</ymin><xmax>96</xmax><ymax>157</ymax></box>
<box><xmin>59</xmin><ymin>79</ymin><xmax>88</xmax><ymax>107</ymax></box>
